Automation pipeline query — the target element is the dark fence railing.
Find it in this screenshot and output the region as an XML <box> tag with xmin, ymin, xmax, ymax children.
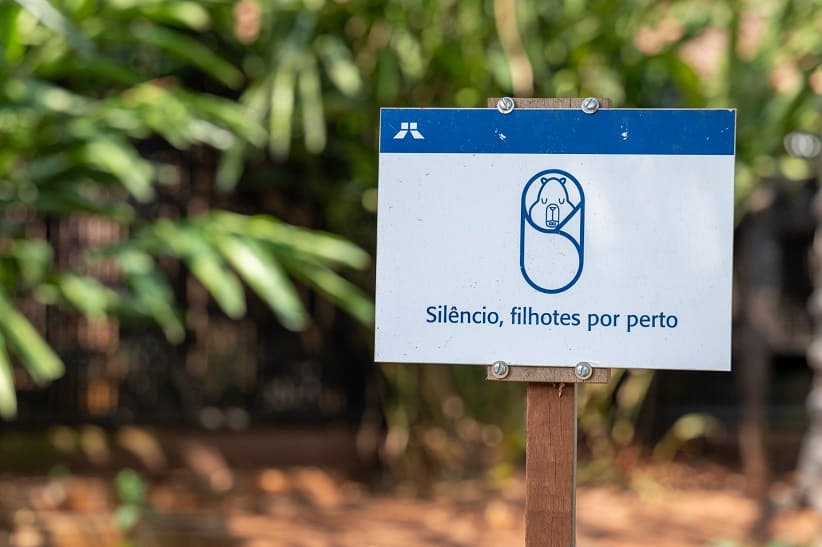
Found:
<box><xmin>6</xmin><ymin>147</ymin><xmax>371</xmax><ymax>428</ymax></box>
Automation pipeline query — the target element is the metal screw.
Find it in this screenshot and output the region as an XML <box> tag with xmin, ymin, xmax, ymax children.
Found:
<box><xmin>497</xmin><ymin>96</ymin><xmax>515</xmax><ymax>115</ymax></box>
<box><xmin>580</xmin><ymin>97</ymin><xmax>600</xmax><ymax>115</ymax></box>
<box><xmin>491</xmin><ymin>360</ymin><xmax>510</xmax><ymax>379</ymax></box>
<box><xmin>575</xmin><ymin>362</ymin><xmax>593</xmax><ymax>380</ymax></box>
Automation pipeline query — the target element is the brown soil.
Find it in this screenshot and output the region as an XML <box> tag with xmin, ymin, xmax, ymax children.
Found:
<box><xmin>0</xmin><ymin>463</ymin><xmax>818</xmax><ymax>546</ymax></box>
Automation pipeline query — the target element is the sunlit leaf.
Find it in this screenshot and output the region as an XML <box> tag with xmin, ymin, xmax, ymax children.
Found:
<box><xmin>209</xmin><ymin>211</ymin><xmax>370</xmax><ymax>269</ymax></box>
<box><xmin>0</xmin><ymin>289</ymin><xmax>63</xmax><ymax>383</ymax></box>
<box><xmin>282</xmin><ymin>256</ymin><xmax>373</xmax><ymax>327</ymax></box>
<box><xmin>75</xmin><ymin>138</ymin><xmax>155</xmax><ymax>201</ymax></box>
<box><xmin>211</xmin><ymin>232</ymin><xmax>308</xmax><ymax>331</ymax></box>
<box><xmin>181</xmin><ymin>90</ymin><xmax>266</xmax><ymax>146</ymax></box>
<box><xmin>0</xmin><ymin>2</ymin><xmax>24</xmax><ymax>64</ymax></box>
<box><xmin>0</xmin><ymin>336</ymin><xmax>16</xmax><ymax>419</ymax></box>
<box><xmin>149</xmin><ymin>221</ymin><xmax>245</xmax><ymax>318</ymax></box>
<box><xmin>299</xmin><ymin>56</ymin><xmax>326</xmax><ymax>153</ymax></box>
<box><xmin>2</xmin><ymin>77</ymin><xmax>91</xmax><ymax>114</ymax></box>
<box><xmin>315</xmin><ymin>35</ymin><xmax>362</xmax><ymax>97</ymax></box>
<box><xmin>115</xmin><ymin>468</ymin><xmax>147</xmax><ymax>505</ymax></box>
<box><xmin>269</xmin><ymin>68</ymin><xmax>295</xmax><ymax>158</ymax></box>
<box><xmin>114</xmin><ymin>505</ymin><xmax>141</xmax><ymax>532</ymax></box>
<box><xmin>115</xmin><ymin>83</ymin><xmax>204</xmax><ymax>148</ymax></box>
<box><xmin>56</xmin><ymin>273</ymin><xmax>115</xmax><ymax>319</ymax></box>
<box><xmin>14</xmin><ymin>0</ymin><xmax>94</xmax><ymax>56</ymax></box>
<box><xmin>134</xmin><ymin>2</ymin><xmax>211</xmax><ymax>31</ymax></box>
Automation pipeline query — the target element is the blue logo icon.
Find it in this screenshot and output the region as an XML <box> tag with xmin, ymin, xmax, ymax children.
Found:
<box><xmin>520</xmin><ymin>169</ymin><xmax>584</xmax><ymax>293</ymax></box>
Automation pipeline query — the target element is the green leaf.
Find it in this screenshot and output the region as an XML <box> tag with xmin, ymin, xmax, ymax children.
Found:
<box><xmin>104</xmin><ymin>84</ymin><xmax>252</xmax><ymax>153</ymax></box>
<box><xmin>134</xmin><ymin>2</ymin><xmax>211</xmax><ymax>31</ymax></box>
<box><xmin>0</xmin><ymin>289</ymin><xmax>64</xmax><ymax>383</ymax></box>
<box><xmin>283</xmin><ymin>257</ymin><xmax>374</xmax><ymax>327</ymax></box>
<box><xmin>149</xmin><ymin>221</ymin><xmax>245</xmax><ymax>318</ymax></box>
<box><xmin>3</xmin><ymin>77</ymin><xmax>91</xmax><ymax>114</ymax></box>
<box><xmin>211</xmin><ymin>232</ymin><xmax>308</xmax><ymax>331</ymax></box>
<box><xmin>315</xmin><ymin>35</ymin><xmax>362</xmax><ymax>97</ymax></box>
<box><xmin>269</xmin><ymin>68</ymin><xmax>295</xmax><ymax>158</ymax></box>
<box><xmin>215</xmin><ymin>141</ymin><xmax>247</xmax><ymax>193</ymax></box>
<box><xmin>210</xmin><ymin>211</ymin><xmax>370</xmax><ymax>270</ymax></box>
<box><xmin>41</xmin><ymin>56</ymin><xmax>144</xmax><ymax>87</ymax></box>
<box><xmin>13</xmin><ymin>239</ymin><xmax>52</xmax><ymax>286</ymax></box>
<box><xmin>215</xmin><ymin>82</ymin><xmax>269</xmax><ymax>192</ymax></box>
<box><xmin>0</xmin><ymin>336</ymin><xmax>17</xmax><ymax>419</ymax></box>
<box><xmin>0</xmin><ymin>2</ymin><xmax>24</xmax><ymax>64</ymax></box>
<box><xmin>36</xmin><ymin>184</ymin><xmax>135</xmax><ymax>222</ymax></box>
<box><xmin>182</xmin><ymin>90</ymin><xmax>266</xmax><ymax>146</ymax></box>
<box><xmin>56</xmin><ymin>274</ymin><xmax>115</xmax><ymax>319</ymax></box>
<box><xmin>299</xmin><ymin>56</ymin><xmax>326</xmax><ymax>153</ymax></box>
<box><xmin>115</xmin><ymin>468</ymin><xmax>147</xmax><ymax>505</ymax></box>
<box><xmin>23</xmin><ymin>150</ymin><xmax>72</xmax><ymax>184</ymax></box>
<box><xmin>131</xmin><ymin>22</ymin><xmax>243</xmax><ymax>88</ymax></box>
<box><xmin>75</xmin><ymin>138</ymin><xmax>155</xmax><ymax>201</ymax></box>
<box><xmin>13</xmin><ymin>0</ymin><xmax>94</xmax><ymax>56</ymax></box>
<box><xmin>117</xmin><ymin>250</ymin><xmax>184</xmax><ymax>343</ymax></box>
<box><xmin>125</xmin><ymin>84</ymin><xmax>227</xmax><ymax>148</ymax></box>
<box><xmin>114</xmin><ymin>504</ymin><xmax>141</xmax><ymax>532</ymax></box>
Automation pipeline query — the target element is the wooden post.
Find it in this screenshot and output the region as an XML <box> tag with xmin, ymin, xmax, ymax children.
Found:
<box><xmin>486</xmin><ymin>97</ymin><xmax>613</xmax><ymax>547</ymax></box>
<box><xmin>526</xmin><ymin>382</ymin><xmax>577</xmax><ymax>546</ymax></box>
<box><xmin>486</xmin><ymin>365</ymin><xmax>610</xmax><ymax>547</ymax></box>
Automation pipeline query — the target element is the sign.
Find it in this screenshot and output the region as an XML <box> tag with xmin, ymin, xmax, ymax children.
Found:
<box><xmin>375</xmin><ymin>107</ymin><xmax>735</xmax><ymax>371</ymax></box>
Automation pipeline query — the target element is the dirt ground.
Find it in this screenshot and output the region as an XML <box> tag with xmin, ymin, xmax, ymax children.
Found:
<box><xmin>1</xmin><ymin>463</ymin><xmax>819</xmax><ymax>547</ymax></box>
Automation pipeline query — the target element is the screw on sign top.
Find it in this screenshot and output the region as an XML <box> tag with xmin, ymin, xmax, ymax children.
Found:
<box><xmin>497</xmin><ymin>96</ymin><xmax>515</xmax><ymax>114</ymax></box>
<box><xmin>580</xmin><ymin>97</ymin><xmax>600</xmax><ymax>114</ymax></box>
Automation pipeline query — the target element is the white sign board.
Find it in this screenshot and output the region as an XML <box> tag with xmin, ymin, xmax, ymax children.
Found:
<box><xmin>375</xmin><ymin>108</ymin><xmax>735</xmax><ymax>371</ymax></box>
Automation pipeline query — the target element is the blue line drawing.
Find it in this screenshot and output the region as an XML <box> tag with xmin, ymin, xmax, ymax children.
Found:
<box><xmin>520</xmin><ymin>169</ymin><xmax>584</xmax><ymax>293</ymax></box>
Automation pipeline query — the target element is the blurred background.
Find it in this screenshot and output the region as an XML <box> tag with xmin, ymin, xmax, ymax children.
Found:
<box><xmin>0</xmin><ymin>0</ymin><xmax>819</xmax><ymax>545</ymax></box>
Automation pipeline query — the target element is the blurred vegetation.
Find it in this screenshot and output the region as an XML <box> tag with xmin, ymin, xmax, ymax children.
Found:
<box><xmin>0</xmin><ymin>0</ymin><xmax>376</xmax><ymax>418</ymax></box>
<box><xmin>0</xmin><ymin>0</ymin><xmax>820</xmax><ymax>477</ymax></box>
<box><xmin>113</xmin><ymin>468</ymin><xmax>150</xmax><ymax>545</ymax></box>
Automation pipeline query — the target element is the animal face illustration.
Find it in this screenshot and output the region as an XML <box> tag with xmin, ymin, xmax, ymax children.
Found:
<box><xmin>528</xmin><ymin>176</ymin><xmax>575</xmax><ymax>229</ymax></box>
<box><xmin>520</xmin><ymin>169</ymin><xmax>584</xmax><ymax>294</ymax></box>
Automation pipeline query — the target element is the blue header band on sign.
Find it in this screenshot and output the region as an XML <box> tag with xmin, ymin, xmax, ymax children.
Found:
<box><xmin>380</xmin><ymin>108</ymin><xmax>736</xmax><ymax>155</ymax></box>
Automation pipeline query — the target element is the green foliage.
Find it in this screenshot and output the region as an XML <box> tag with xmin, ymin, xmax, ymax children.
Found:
<box><xmin>114</xmin><ymin>468</ymin><xmax>150</xmax><ymax>543</ymax></box>
<box><xmin>332</xmin><ymin>0</ymin><xmax>817</xmax><ymax>471</ymax></box>
<box><xmin>0</xmin><ymin>337</ymin><xmax>16</xmax><ymax>418</ymax></box>
<box><xmin>0</xmin><ymin>288</ymin><xmax>63</xmax><ymax>384</ymax></box>
<box><xmin>0</xmin><ymin>0</ymin><xmax>818</xmax><ymax>475</ymax></box>
<box><xmin>578</xmin><ymin>370</ymin><xmax>655</xmax><ymax>475</ymax></box>
<box><xmin>0</xmin><ymin>0</ymin><xmax>375</xmax><ymax>418</ymax></box>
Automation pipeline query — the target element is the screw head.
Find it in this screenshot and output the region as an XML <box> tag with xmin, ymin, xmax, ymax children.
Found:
<box><xmin>491</xmin><ymin>360</ymin><xmax>510</xmax><ymax>379</ymax></box>
<box><xmin>497</xmin><ymin>96</ymin><xmax>515</xmax><ymax>115</ymax></box>
<box><xmin>580</xmin><ymin>97</ymin><xmax>600</xmax><ymax>115</ymax></box>
<box><xmin>575</xmin><ymin>362</ymin><xmax>593</xmax><ymax>380</ymax></box>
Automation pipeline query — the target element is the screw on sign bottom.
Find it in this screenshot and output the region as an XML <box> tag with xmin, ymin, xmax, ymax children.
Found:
<box><xmin>574</xmin><ymin>362</ymin><xmax>593</xmax><ymax>380</ymax></box>
<box><xmin>491</xmin><ymin>360</ymin><xmax>510</xmax><ymax>379</ymax></box>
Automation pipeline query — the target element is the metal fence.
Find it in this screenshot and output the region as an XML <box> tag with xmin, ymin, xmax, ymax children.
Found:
<box><xmin>7</xmin><ymin>148</ymin><xmax>371</xmax><ymax>428</ymax></box>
